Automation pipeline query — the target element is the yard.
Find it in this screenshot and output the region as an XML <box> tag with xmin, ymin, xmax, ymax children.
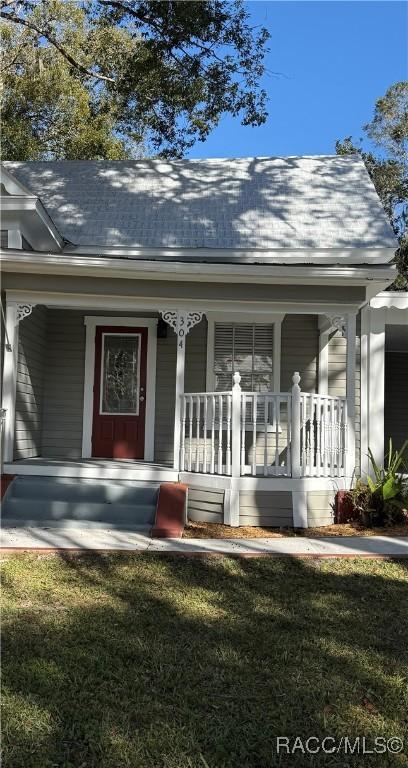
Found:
<box><xmin>2</xmin><ymin>554</ymin><xmax>408</xmax><ymax>768</ymax></box>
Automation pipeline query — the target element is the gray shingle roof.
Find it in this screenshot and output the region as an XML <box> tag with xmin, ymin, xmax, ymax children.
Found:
<box><xmin>3</xmin><ymin>156</ymin><xmax>397</xmax><ymax>250</ymax></box>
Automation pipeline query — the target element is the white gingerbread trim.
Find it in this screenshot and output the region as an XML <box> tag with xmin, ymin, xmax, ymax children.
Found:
<box><xmin>327</xmin><ymin>314</ymin><xmax>346</xmax><ymax>337</ymax></box>
<box><xmin>160</xmin><ymin>310</ymin><xmax>204</xmax><ymax>338</ymax></box>
<box><xmin>16</xmin><ymin>303</ymin><xmax>35</xmax><ymax>322</ymax></box>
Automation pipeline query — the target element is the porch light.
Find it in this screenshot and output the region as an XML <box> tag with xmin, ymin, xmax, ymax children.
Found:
<box><xmin>157</xmin><ymin>317</ymin><xmax>168</xmax><ymax>339</ymax></box>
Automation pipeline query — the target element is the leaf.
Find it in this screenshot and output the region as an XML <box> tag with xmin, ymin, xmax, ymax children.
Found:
<box><xmin>367</xmin><ymin>476</ymin><xmax>376</xmax><ymax>493</ymax></box>
<box><xmin>382</xmin><ymin>476</ymin><xmax>401</xmax><ymax>501</ymax></box>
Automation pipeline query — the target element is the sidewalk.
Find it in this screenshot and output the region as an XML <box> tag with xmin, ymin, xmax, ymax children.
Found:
<box><xmin>1</xmin><ymin>526</ymin><xmax>408</xmax><ymax>556</ymax></box>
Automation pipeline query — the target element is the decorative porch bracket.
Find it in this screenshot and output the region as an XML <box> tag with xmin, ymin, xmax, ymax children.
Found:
<box><xmin>326</xmin><ymin>314</ymin><xmax>346</xmax><ymax>338</ymax></box>
<box><xmin>16</xmin><ymin>304</ymin><xmax>35</xmax><ymax>323</ymax></box>
<box><xmin>1</xmin><ymin>302</ymin><xmax>36</xmax><ymax>463</ymax></box>
<box><xmin>160</xmin><ymin>310</ymin><xmax>204</xmax><ymax>470</ymax></box>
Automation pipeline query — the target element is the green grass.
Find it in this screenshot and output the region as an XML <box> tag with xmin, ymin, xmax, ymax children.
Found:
<box><xmin>2</xmin><ymin>554</ymin><xmax>408</xmax><ymax>768</ymax></box>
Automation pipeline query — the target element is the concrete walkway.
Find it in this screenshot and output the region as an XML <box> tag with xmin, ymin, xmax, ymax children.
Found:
<box><xmin>1</xmin><ymin>526</ymin><xmax>408</xmax><ymax>556</ymax></box>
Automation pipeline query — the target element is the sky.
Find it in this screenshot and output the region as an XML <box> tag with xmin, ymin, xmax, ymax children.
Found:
<box><xmin>187</xmin><ymin>0</ymin><xmax>407</xmax><ymax>159</ymax></box>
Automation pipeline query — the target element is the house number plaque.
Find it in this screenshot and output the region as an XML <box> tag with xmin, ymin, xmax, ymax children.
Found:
<box><xmin>160</xmin><ymin>311</ymin><xmax>204</xmax><ymax>349</ymax></box>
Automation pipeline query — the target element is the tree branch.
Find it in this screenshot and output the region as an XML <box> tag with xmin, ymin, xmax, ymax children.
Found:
<box><xmin>0</xmin><ymin>9</ymin><xmax>116</xmax><ymax>83</ymax></box>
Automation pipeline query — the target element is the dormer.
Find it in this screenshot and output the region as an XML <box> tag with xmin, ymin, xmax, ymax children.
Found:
<box><xmin>0</xmin><ymin>165</ymin><xmax>63</xmax><ymax>252</ymax></box>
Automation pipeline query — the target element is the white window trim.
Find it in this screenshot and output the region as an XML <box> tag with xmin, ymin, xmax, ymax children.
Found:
<box><xmin>82</xmin><ymin>316</ymin><xmax>158</xmax><ymax>460</ymax></box>
<box><xmin>205</xmin><ymin>312</ymin><xmax>284</xmax><ymax>394</ymax></box>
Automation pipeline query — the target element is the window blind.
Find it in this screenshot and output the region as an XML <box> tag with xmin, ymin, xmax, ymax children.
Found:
<box><xmin>214</xmin><ymin>323</ymin><xmax>274</xmax><ymax>392</ymax></box>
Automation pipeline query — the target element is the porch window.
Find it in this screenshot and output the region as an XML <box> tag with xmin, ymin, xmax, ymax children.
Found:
<box><xmin>213</xmin><ymin>323</ymin><xmax>274</xmax><ymax>392</ymax></box>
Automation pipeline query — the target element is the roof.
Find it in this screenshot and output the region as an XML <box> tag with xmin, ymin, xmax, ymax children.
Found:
<box><xmin>3</xmin><ymin>156</ymin><xmax>397</xmax><ymax>251</ymax></box>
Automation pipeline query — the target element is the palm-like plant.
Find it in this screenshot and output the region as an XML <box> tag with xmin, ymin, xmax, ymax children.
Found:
<box><xmin>347</xmin><ymin>439</ymin><xmax>408</xmax><ymax>527</ymax></box>
<box><xmin>367</xmin><ymin>439</ymin><xmax>408</xmax><ymax>501</ymax></box>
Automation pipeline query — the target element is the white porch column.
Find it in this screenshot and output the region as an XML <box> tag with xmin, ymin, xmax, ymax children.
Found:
<box><xmin>160</xmin><ymin>310</ymin><xmax>204</xmax><ymax>470</ymax></box>
<box><xmin>345</xmin><ymin>312</ymin><xmax>357</xmax><ymax>480</ymax></box>
<box><xmin>361</xmin><ymin>307</ymin><xmax>386</xmax><ymax>474</ymax></box>
<box><xmin>224</xmin><ymin>371</ymin><xmax>242</xmax><ymax>527</ymax></box>
<box><xmin>1</xmin><ymin>302</ymin><xmax>35</xmax><ymax>463</ymax></box>
<box><xmin>291</xmin><ymin>371</ymin><xmax>301</xmax><ymax>479</ymax></box>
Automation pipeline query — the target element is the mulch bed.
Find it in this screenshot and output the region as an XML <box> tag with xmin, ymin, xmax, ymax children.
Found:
<box><xmin>183</xmin><ymin>520</ymin><xmax>408</xmax><ymax>538</ymax></box>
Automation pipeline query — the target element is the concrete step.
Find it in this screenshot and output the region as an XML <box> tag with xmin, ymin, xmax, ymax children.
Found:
<box><xmin>2</xmin><ymin>497</ymin><xmax>156</xmax><ymax>525</ymax></box>
<box><xmin>2</xmin><ymin>518</ymin><xmax>152</xmax><ymax>533</ymax></box>
<box><xmin>7</xmin><ymin>475</ymin><xmax>159</xmax><ymax>505</ymax></box>
<box><xmin>1</xmin><ymin>476</ymin><xmax>160</xmax><ymax>528</ymax></box>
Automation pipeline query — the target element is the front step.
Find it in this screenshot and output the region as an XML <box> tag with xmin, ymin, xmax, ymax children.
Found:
<box><xmin>1</xmin><ymin>476</ymin><xmax>159</xmax><ymax>530</ymax></box>
<box><xmin>8</xmin><ymin>476</ymin><xmax>158</xmax><ymax>505</ymax></box>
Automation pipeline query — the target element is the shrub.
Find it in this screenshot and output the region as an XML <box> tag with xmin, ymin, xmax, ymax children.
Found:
<box><xmin>347</xmin><ymin>439</ymin><xmax>408</xmax><ymax>527</ymax></box>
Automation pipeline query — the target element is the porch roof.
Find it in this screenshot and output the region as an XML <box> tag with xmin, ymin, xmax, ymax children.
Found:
<box><xmin>3</xmin><ymin>155</ymin><xmax>397</xmax><ymax>254</ymax></box>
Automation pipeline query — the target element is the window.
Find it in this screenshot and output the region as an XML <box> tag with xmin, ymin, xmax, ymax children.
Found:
<box><xmin>213</xmin><ymin>323</ymin><xmax>274</xmax><ymax>392</ymax></box>
<box><xmin>100</xmin><ymin>333</ymin><xmax>140</xmax><ymax>414</ymax></box>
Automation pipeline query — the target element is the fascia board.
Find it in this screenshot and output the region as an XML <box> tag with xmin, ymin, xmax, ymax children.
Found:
<box><xmin>0</xmin><ymin>249</ymin><xmax>396</xmax><ymax>285</ymax></box>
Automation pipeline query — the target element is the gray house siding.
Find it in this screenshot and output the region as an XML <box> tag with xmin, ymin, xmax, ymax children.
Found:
<box><xmin>14</xmin><ymin>306</ymin><xmax>47</xmax><ymax>459</ymax></box>
<box><xmin>187</xmin><ymin>487</ymin><xmax>224</xmax><ymax>524</ymax></box>
<box><xmin>307</xmin><ymin>490</ymin><xmax>336</xmax><ymax>527</ymax></box>
<box><xmin>281</xmin><ymin>314</ymin><xmax>318</xmax><ymax>391</ymax></box>
<box><xmin>239</xmin><ymin>491</ymin><xmax>293</xmax><ymax>527</ymax></box>
<box><xmin>41</xmin><ymin>310</ymin><xmax>86</xmax><ymax>458</ymax></box>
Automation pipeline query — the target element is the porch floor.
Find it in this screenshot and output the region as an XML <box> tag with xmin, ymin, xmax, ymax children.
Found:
<box><xmin>3</xmin><ymin>458</ymin><xmax>177</xmax><ymax>483</ymax></box>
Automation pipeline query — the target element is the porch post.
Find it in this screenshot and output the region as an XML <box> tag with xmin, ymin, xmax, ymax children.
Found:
<box><xmin>365</xmin><ymin>308</ymin><xmax>386</xmax><ymax>473</ymax></box>
<box><xmin>291</xmin><ymin>372</ymin><xmax>301</xmax><ymax>479</ymax></box>
<box><xmin>345</xmin><ymin>312</ymin><xmax>357</xmax><ymax>480</ymax></box>
<box><xmin>1</xmin><ymin>302</ymin><xmax>35</xmax><ymax>463</ymax></box>
<box><xmin>224</xmin><ymin>371</ymin><xmax>241</xmax><ymax>527</ymax></box>
<box><xmin>160</xmin><ymin>310</ymin><xmax>204</xmax><ymax>471</ymax></box>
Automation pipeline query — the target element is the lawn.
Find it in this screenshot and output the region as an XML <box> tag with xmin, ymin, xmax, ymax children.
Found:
<box><xmin>2</xmin><ymin>554</ymin><xmax>408</xmax><ymax>768</ymax></box>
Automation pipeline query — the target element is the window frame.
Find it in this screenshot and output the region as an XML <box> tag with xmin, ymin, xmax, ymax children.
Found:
<box><xmin>206</xmin><ymin>313</ymin><xmax>284</xmax><ymax>394</ymax></box>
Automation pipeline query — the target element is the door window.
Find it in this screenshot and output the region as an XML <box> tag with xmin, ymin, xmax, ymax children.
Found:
<box><xmin>100</xmin><ymin>333</ymin><xmax>140</xmax><ymax>414</ymax></box>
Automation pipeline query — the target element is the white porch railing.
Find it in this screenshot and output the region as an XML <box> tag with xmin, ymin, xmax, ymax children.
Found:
<box><xmin>179</xmin><ymin>373</ymin><xmax>347</xmax><ymax>478</ymax></box>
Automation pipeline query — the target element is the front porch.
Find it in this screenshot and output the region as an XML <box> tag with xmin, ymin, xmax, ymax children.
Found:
<box><xmin>2</xmin><ymin>293</ymin><xmax>359</xmax><ymax>526</ymax></box>
<box><xmin>3</xmin><ymin>458</ymin><xmax>178</xmax><ymax>483</ymax></box>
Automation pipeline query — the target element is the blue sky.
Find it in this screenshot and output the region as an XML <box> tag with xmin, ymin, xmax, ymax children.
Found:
<box><xmin>188</xmin><ymin>1</ymin><xmax>407</xmax><ymax>159</ymax></box>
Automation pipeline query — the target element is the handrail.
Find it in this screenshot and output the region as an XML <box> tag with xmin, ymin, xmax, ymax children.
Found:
<box><xmin>180</xmin><ymin>373</ymin><xmax>348</xmax><ymax>478</ymax></box>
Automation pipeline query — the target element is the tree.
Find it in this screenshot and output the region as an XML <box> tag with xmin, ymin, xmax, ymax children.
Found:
<box><xmin>336</xmin><ymin>82</ymin><xmax>408</xmax><ymax>289</ymax></box>
<box><xmin>0</xmin><ymin>0</ymin><xmax>269</xmax><ymax>159</ymax></box>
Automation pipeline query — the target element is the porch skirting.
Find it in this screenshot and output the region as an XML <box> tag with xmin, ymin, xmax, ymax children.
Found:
<box><xmin>181</xmin><ymin>473</ymin><xmax>345</xmax><ymax>528</ymax></box>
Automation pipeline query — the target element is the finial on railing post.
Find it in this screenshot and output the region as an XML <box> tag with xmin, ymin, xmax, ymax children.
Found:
<box><xmin>233</xmin><ymin>371</ymin><xmax>241</xmax><ymax>389</ymax></box>
<box><xmin>292</xmin><ymin>371</ymin><xmax>301</xmax><ymax>390</ymax></box>
<box><xmin>291</xmin><ymin>371</ymin><xmax>301</xmax><ymax>479</ymax></box>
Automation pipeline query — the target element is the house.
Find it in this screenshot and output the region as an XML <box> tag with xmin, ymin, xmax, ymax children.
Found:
<box><xmin>1</xmin><ymin>156</ymin><xmax>407</xmax><ymax>530</ymax></box>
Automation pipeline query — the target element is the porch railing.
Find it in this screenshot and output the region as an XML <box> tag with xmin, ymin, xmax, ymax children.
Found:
<box><xmin>179</xmin><ymin>372</ymin><xmax>347</xmax><ymax>478</ymax></box>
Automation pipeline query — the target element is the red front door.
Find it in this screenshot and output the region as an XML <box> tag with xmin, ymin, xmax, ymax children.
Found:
<box><xmin>91</xmin><ymin>326</ymin><xmax>148</xmax><ymax>459</ymax></box>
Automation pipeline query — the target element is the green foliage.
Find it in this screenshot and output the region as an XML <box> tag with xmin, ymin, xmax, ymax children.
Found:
<box><xmin>336</xmin><ymin>82</ymin><xmax>408</xmax><ymax>289</ymax></box>
<box><xmin>0</xmin><ymin>0</ymin><xmax>269</xmax><ymax>159</ymax></box>
<box><xmin>347</xmin><ymin>439</ymin><xmax>408</xmax><ymax>527</ymax></box>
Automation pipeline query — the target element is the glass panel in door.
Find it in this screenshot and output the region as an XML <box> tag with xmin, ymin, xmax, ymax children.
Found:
<box><xmin>101</xmin><ymin>333</ymin><xmax>140</xmax><ymax>414</ymax></box>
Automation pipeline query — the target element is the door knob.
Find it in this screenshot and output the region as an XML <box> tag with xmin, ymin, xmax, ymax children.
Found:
<box><xmin>140</xmin><ymin>395</ymin><xmax>145</xmax><ymax>402</ymax></box>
